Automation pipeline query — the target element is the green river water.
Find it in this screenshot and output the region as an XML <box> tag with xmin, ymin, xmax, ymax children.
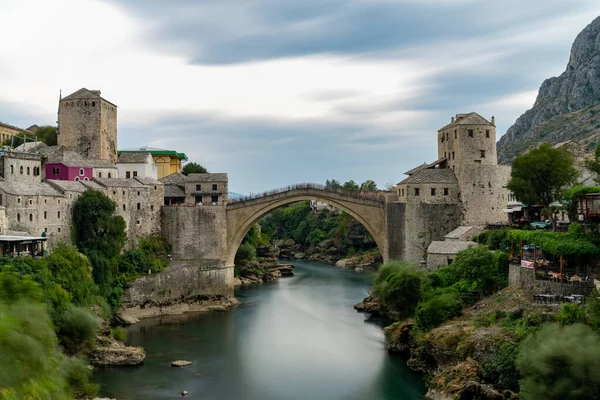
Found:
<box><xmin>93</xmin><ymin>259</ymin><xmax>426</xmax><ymax>399</ymax></box>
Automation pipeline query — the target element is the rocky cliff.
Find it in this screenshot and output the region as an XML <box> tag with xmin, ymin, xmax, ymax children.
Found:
<box><xmin>497</xmin><ymin>16</ymin><xmax>600</xmax><ymax>164</ymax></box>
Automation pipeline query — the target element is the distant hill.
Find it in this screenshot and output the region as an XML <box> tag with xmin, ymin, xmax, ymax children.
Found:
<box><xmin>497</xmin><ymin>16</ymin><xmax>600</xmax><ymax>164</ymax></box>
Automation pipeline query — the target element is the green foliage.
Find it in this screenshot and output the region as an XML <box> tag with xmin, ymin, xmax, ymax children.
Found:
<box><xmin>373</xmin><ymin>262</ymin><xmax>425</xmax><ymax>319</ymax></box>
<box><xmin>182</xmin><ymin>162</ymin><xmax>208</xmax><ymax>175</ymax></box>
<box><xmin>415</xmin><ymin>290</ymin><xmax>463</xmax><ymax>330</ymax></box>
<box><xmin>451</xmin><ymin>246</ymin><xmax>504</xmax><ymax>297</ymax></box>
<box><xmin>483</xmin><ymin>342</ymin><xmax>520</xmax><ymax>392</ymax></box>
<box><xmin>514</xmin><ymin>311</ymin><xmax>545</xmax><ymax>340</ymax></box>
<box><xmin>473</xmin><ymin>228</ymin><xmax>511</xmax><ymax>251</ymax></box>
<box><xmin>556</xmin><ymin>303</ymin><xmax>586</xmax><ymax>326</ymax></box>
<box><xmin>62</xmin><ymin>357</ymin><xmax>99</xmax><ymax>399</ymax></box>
<box><xmin>584</xmin><ymin>144</ymin><xmax>600</xmax><ymax>182</ymax></box>
<box><xmin>517</xmin><ymin>323</ymin><xmax>600</xmax><ymax>400</ymax></box>
<box><xmin>111</xmin><ymin>326</ymin><xmax>128</xmax><ymax>342</ymax></box>
<box><xmin>0</xmin><ymin>266</ymin><xmax>43</xmax><ymax>304</ymax></box>
<box><xmin>1</xmin><ymin>125</ymin><xmax>57</xmax><ymax>148</ymax></box>
<box><xmin>342</xmin><ymin>180</ymin><xmax>360</xmax><ymax>192</ymax></box>
<box><xmin>72</xmin><ymin>190</ymin><xmax>126</xmax><ymax>259</ymax></box>
<box><xmin>45</xmin><ymin>244</ymin><xmax>96</xmax><ymax>307</ymax></box>
<box><xmin>506</xmin><ymin>227</ymin><xmax>599</xmax><ymax>256</ymax></box>
<box><xmin>586</xmin><ymin>290</ymin><xmax>600</xmax><ymax>331</ymax></box>
<box><xmin>508</xmin><ymin>142</ymin><xmax>579</xmax><ymax>210</ymax></box>
<box><xmin>235</xmin><ymin>243</ymin><xmax>256</xmax><ymax>264</ymax></box>
<box><xmin>58</xmin><ymin>306</ymin><xmax>99</xmax><ymax>351</ymax></box>
<box><xmin>360</xmin><ymin>180</ymin><xmax>378</xmax><ymax>192</ymax></box>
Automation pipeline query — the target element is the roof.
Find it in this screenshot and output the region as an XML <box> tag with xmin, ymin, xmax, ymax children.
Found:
<box><xmin>160</xmin><ymin>173</ymin><xmax>186</xmax><ymax>184</ymax></box>
<box><xmin>404</xmin><ymin>163</ymin><xmax>428</xmax><ymax>176</ymax></box>
<box><xmin>61</xmin><ymin>88</ymin><xmax>117</xmax><ymax>107</ymax></box>
<box><xmin>445</xmin><ymin>226</ymin><xmax>479</xmax><ymax>240</ymax></box>
<box><xmin>47</xmin><ymin>180</ymin><xmax>88</xmax><ymax>193</ymax></box>
<box><xmin>14</xmin><ymin>141</ymin><xmax>49</xmax><ymax>153</ymax></box>
<box><xmin>398</xmin><ymin>168</ymin><xmax>457</xmax><ymax>185</ymax></box>
<box><xmin>119</xmin><ymin>146</ymin><xmax>187</xmax><ymax>161</ymax></box>
<box><xmin>117</xmin><ymin>152</ymin><xmax>153</xmax><ymax>164</ymax></box>
<box><xmin>428</xmin><ymin>241</ymin><xmax>477</xmax><ymax>255</ymax></box>
<box><xmin>0</xmin><ymin>181</ymin><xmax>62</xmax><ymax>196</ymax></box>
<box><xmin>93</xmin><ymin>178</ymin><xmax>146</xmax><ymax>188</ymax></box>
<box><xmin>46</xmin><ymin>148</ymin><xmax>116</xmax><ymax>168</ymax></box>
<box><xmin>164</xmin><ymin>184</ymin><xmax>186</xmax><ymax>197</ymax></box>
<box><xmin>80</xmin><ymin>180</ymin><xmax>104</xmax><ymax>190</ymax></box>
<box><xmin>134</xmin><ymin>176</ymin><xmax>162</xmax><ymax>186</ymax></box>
<box><xmin>185</xmin><ymin>173</ymin><xmax>228</xmax><ymax>182</ymax></box>
<box><xmin>0</xmin><ymin>235</ymin><xmax>47</xmax><ymax>242</ymax></box>
<box><xmin>438</xmin><ymin>112</ymin><xmax>493</xmax><ymax>131</ymax></box>
<box><xmin>0</xmin><ymin>122</ymin><xmax>30</xmax><ymax>134</ymax></box>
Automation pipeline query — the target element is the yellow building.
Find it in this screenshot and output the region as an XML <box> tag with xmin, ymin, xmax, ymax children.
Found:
<box><xmin>118</xmin><ymin>146</ymin><xmax>188</xmax><ymax>179</ymax></box>
<box><xmin>0</xmin><ymin>122</ymin><xmax>32</xmax><ymax>145</ymax></box>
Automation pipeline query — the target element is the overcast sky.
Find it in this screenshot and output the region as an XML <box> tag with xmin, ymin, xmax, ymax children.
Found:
<box><xmin>1</xmin><ymin>0</ymin><xmax>599</xmax><ymax>194</ymax></box>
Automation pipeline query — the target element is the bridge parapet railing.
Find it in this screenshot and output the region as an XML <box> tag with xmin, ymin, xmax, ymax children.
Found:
<box><xmin>227</xmin><ymin>183</ymin><xmax>385</xmax><ymax>204</ymax></box>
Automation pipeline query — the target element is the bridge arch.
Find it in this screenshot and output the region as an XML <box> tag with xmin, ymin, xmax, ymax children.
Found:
<box><xmin>225</xmin><ymin>188</ymin><xmax>387</xmax><ymax>267</ymax></box>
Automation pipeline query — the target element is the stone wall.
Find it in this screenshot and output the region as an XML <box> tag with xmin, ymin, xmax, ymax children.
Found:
<box><xmin>508</xmin><ymin>264</ymin><xmax>590</xmax><ymax>296</ymax></box>
<box><xmin>397</xmin><ymin>182</ymin><xmax>460</xmax><ymax>204</ymax></box>
<box><xmin>1</xmin><ymin>153</ymin><xmax>43</xmax><ymax>184</ymax></box>
<box><xmin>385</xmin><ymin>201</ymin><xmax>406</xmax><ymax>262</ymax></box>
<box><xmin>403</xmin><ymin>202</ymin><xmax>462</xmax><ymax>262</ymax></box>
<box><xmin>458</xmin><ymin>164</ymin><xmax>511</xmax><ymax>225</ymax></box>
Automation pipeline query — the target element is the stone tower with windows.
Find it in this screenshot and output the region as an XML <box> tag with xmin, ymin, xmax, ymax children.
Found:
<box><xmin>57</xmin><ymin>88</ymin><xmax>118</xmax><ymax>163</ymax></box>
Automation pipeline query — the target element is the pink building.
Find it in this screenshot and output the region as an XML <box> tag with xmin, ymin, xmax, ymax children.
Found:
<box><xmin>45</xmin><ymin>163</ymin><xmax>93</xmax><ymax>182</ymax></box>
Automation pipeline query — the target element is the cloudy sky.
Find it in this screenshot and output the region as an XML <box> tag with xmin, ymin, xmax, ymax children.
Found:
<box><xmin>1</xmin><ymin>0</ymin><xmax>599</xmax><ymax>194</ymax></box>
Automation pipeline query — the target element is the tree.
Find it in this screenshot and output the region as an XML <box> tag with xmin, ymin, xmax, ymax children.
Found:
<box><xmin>508</xmin><ymin>143</ymin><xmax>578</xmax><ymax>230</ymax></box>
<box><xmin>325</xmin><ymin>179</ymin><xmax>342</xmax><ymax>190</ymax></box>
<box><xmin>372</xmin><ymin>262</ymin><xmax>426</xmax><ymax>318</ymax></box>
<box><xmin>182</xmin><ymin>162</ymin><xmax>207</xmax><ymax>175</ymax></box>
<box><xmin>342</xmin><ymin>180</ymin><xmax>360</xmax><ymax>192</ymax></box>
<box><xmin>517</xmin><ymin>323</ymin><xmax>600</xmax><ymax>399</ymax></box>
<box><xmin>360</xmin><ymin>180</ymin><xmax>378</xmax><ymax>192</ymax></box>
<box><xmin>585</xmin><ymin>144</ymin><xmax>600</xmax><ymax>183</ymax></box>
<box><xmin>72</xmin><ymin>190</ymin><xmax>126</xmax><ymax>259</ymax></box>
<box><xmin>451</xmin><ymin>246</ymin><xmax>503</xmax><ymax>298</ymax></box>
<box><xmin>1</xmin><ymin>125</ymin><xmax>57</xmax><ymax>147</ymax></box>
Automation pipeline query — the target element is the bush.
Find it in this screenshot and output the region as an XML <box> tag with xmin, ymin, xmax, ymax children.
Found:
<box><xmin>415</xmin><ymin>290</ymin><xmax>463</xmax><ymax>331</ymax></box>
<box><xmin>111</xmin><ymin>326</ymin><xmax>128</xmax><ymax>342</ymax></box>
<box><xmin>45</xmin><ymin>244</ymin><xmax>97</xmax><ymax>307</ymax></box>
<box><xmin>483</xmin><ymin>342</ymin><xmax>520</xmax><ymax>392</ymax></box>
<box><xmin>58</xmin><ymin>306</ymin><xmax>99</xmax><ymax>351</ymax></box>
<box><xmin>585</xmin><ymin>290</ymin><xmax>600</xmax><ymax>331</ymax></box>
<box><xmin>235</xmin><ymin>243</ymin><xmax>256</xmax><ymax>264</ymax></box>
<box><xmin>515</xmin><ymin>311</ymin><xmax>545</xmax><ymax>339</ymax></box>
<box><xmin>62</xmin><ymin>357</ymin><xmax>99</xmax><ymax>398</ymax></box>
<box><xmin>517</xmin><ymin>323</ymin><xmax>600</xmax><ymax>399</ymax></box>
<box><xmin>373</xmin><ymin>262</ymin><xmax>425</xmax><ymax>319</ymax></box>
<box><xmin>452</xmin><ymin>246</ymin><xmax>505</xmax><ymax>297</ymax></box>
<box><xmin>556</xmin><ymin>303</ymin><xmax>586</xmax><ymax>326</ymax></box>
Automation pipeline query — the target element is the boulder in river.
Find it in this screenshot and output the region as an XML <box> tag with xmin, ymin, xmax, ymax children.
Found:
<box><xmin>89</xmin><ymin>335</ymin><xmax>145</xmax><ymax>366</ymax></box>
<box><xmin>171</xmin><ymin>360</ymin><xmax>193</xmax><ymax>367</ymax></box>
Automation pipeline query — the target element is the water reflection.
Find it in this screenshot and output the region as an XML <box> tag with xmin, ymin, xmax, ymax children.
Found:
<box><xmin>94</xmin><ymin>260</ymin><xmax>425</xmax><ymax>400</ymax></box>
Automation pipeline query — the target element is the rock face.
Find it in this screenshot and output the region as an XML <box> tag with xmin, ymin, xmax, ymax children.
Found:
<box><xmin>497</xmin><ymin>16</ymin><xmax>600</xmax><ymax>164</ymax></box>
<box><xmin>89</xmin><ymin>335</ymin><xmax>146</xmax><ymax>366</ymax></box>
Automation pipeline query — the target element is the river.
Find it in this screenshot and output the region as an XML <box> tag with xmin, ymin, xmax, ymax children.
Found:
<box><xmin>93</xmin><ymin>260</ymin><xmax>425</xmax><ymax>399</ymax></box>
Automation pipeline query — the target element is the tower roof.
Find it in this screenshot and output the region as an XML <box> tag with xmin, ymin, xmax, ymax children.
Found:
<box><xmin>61</xmin><ymin>88</ymin><xmax>117</xmax><ymax>107</ymax></box>
<box><xmin>438</xmin><ymin>112</ymin><xmax>493</xmax><ymax>131</ymax></box>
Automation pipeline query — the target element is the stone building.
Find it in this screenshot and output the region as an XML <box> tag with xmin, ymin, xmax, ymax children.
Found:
<box><xmin>58</xmin><ymin>88</ymin><xmax>118</xmax><ymax>163</ymax></box>
<box><xmin>119</xmin><ymin>147</ymin><xmax>187</xmax><ymax>179</ymax></box>
<box><xmin>160</xmin><ymin>173</ymin><xmax>228</xmax><ymax>205</ymax></box>
<box><xmin>116</xmin><ymin>152</ymin><xmax>158</xmax><ymax>180</ymax></box>
<box><xmin>0</xmin><ymin>122</ymin><xmax>32</xmax><ymax>145</ymax></box>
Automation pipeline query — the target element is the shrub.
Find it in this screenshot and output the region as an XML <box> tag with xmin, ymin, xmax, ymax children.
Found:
<box><xmin>373</xmin><ymin>262</ymin><xmax>425</xmax><ymax>319</ymax></box>
<box><xmin>515</xmin><ymin>311</ymin><xmax>545</xmax><ymax>340</ymax></box>
<box><xmin>556</xmin><ymin>303</ymin><xmax>586</xmax><ymax>326</ymax></box>
<box><xmin>62</xmin><ymin>357</ymin><xmax>99</xmax><ymax>398</ymax></box>
<box><xmin>58</xmin><ymin>306</ymin><xmax>99</xmax><ymax>351</ymax></box>
<box><xmin>111</xmin><ymin>326</ymin><xmax>128</xmax><ymax>342</ymax></box>
<box><xmin>45</xmin><ymin>244</ymin><xmax>97</xmax><ymax>306</ymax></box>
<box><xmin>517</xmin><ymin>323</ymin><xmax>600</xmax><ymax>399</ymax></box>
<box><xmin>235</xmin><ymin>243</ymin><xmax>256</xmax><ymax>264</ymax></box>
<box><xmin>585</xmin><ymin>290</ymin><xmax>600</xmax><ymax>331</ymax></box>
<box><xmin>415</xmin><ymin>290</ymin><xmax>463</xmax><ymax>330</ymax></box>
<box><xmin>452</xmin><ymin>246</ymin><xmax>505</xmax><ymax>297</ymax></box>
<box><xmin>483</xmin><ymin>342</ymin><xmax>520</xmax><ymax>392</ymax></box>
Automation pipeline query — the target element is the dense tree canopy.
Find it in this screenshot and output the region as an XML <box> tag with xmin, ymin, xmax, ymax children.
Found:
<box><xmin>507</xmin><ymin>142</ymin><xmax>578</xmax><ymax>209</ymax></box>
<box><xmin>182</xmin><ymin>162</ymin><xmax>208</xmax><ymax>175</ymax></box>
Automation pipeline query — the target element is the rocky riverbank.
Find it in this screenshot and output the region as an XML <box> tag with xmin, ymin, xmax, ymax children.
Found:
<box><xmin>275</xmin><ymin>239</ymin><xmax>382</xmax><ymax>269</ymax></box>
<box><xmin>356</xmin><ymin>288</ymin><xmax>551</xmax><ymax>400</ymax></box>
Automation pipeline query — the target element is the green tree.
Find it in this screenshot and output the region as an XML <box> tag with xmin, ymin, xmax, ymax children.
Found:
<box><xmin>360</xmin><ymin>180</ymin><xmax>378</xmax><ymax>192</ymax></box>
<box><xmin>1</xmin><ymin>125</ymin><xmax>57</xmax><ymax>148</ymax></box>
<box><xmin>517</xmin><ymin>323</ymin><xmax>600</xmax><ymax>400</ymax></box>
<box><xmin>72</xmin><ymin>190</ymin><xmax>126</xmax><ymax>259</ymax></box>
<box><xmin>45</xmin><ymin>244</ymin><xmax>96</xmax><ymax>307</ymax></box>
<box><xmin>451</xmin><ymin>246</ymin><xmax>504</xmax><ymax>298</ymax></box>
<box><xmin>325</xmin><ymin>179</ymin><xmax>342</xmax><ymax>190</ymax></box>
<box><xmin>342</xmin><ymin>180</ymin><xmax>360</xmax><ymax>192</ymax></box>
<box><xmin>372</xmin><ymin>262</ymin><xmax>425</xmax><ymax>318</ymax></box>
<box><xmin>584</xmin><ymin>144</ymin><xmax>600</xmax><ymax>183</ymax></box>
<box><xmin>507</xmin><ymin>143</ymin><xmax>578</xmax><ymax>230</ymax></box>
<box><xmin>182</xmin><ymin>162</ymin><xmax>208</xmax><ymax>175</ymax></box>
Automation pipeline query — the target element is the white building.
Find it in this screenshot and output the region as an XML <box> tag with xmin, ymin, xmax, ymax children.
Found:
<box><xmin>116</xmin><ymin>152</ymin><xmax>158</xmax><ymax>180</ymax></box>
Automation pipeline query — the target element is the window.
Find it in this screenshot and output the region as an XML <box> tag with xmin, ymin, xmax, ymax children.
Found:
<box><xmin>195</xmin><ymin>195</ymin><xmax>203</xmax><ymax>203</ymax></box>
<box><xmin>212</xmin><ymin>184</ymin><xmax>218</xmax><ymax>191</ymax></box>
<box><xmin>136</xmin><ymin>220</ymin><xmax>141</xmax><ymax>225</ymax></box>
<box><xmin>58</xmin><ymin>228</ymin><xmax>61</xmax><ymax>233</ymax></box>
<box><xmin>92</xmin><ymin>101</ymin><xmax>95</xmax><ymax>107</ymax></box>
<box><xmin>454</xmin><ymin>130</ymin><xmax>457</xmax><ymax>139</ymax></box>
<box><xmin>445</xmin><ymin>132</ymin><xmax>448</xmax><ymax>140</ymax></box>
<box><xmin>474</xmin><ymin>160</ymin><xmax>481</xmax><ymax>164</ymax></box>
<box><xmin>123</xmin><ymin>204</ymin><xmax>126</xmax><ymax>211</ymax></box>
<box><xmin>444</xmin><ymin>188</ymin><xmax>449</xmax><ymax>195</ymax></box>
<box><xmin>468</xmin><ymin>129</ymin><xmax>474</xmax><ymax>137</ymax></box>
<box><xmin>196</xmin><ymin>184</ymin><xmax>201</xmax><ymax>191</ymax></box>
<box><xmin>480</xmin><ymin>150</ymin><xmax>486</xmax><ymax>158</ymax></box>
<box><xmin>17</xmin><ymin>198</ymin><xmax>20</xmax><ymax>204</ymax></box>
<box><xmin>154</xmin><ymin>185</ymin><xmax>157</xmax><ymax>190</ymax></box>
<box><xmin>53</xmin><ymin>167</ymin><xmax>60</xmax><ymax>175</ymax></box>
<box><xmin>108</xmin><ymin>172</ymin><xmax>112</xmax><ymax>178</ymax></box>
<box><xmin>75</xmin><ymin>177</ymin><xmax>80</xmax><ymax>181</ymax></box>
<box><xmin>132</xmin><ymin>171</ymin><xmax>137</xmax><ymax>178</ymax></box>
<box><xmin>485</xmin><ymin>129</ymin><xmax>490</xmax><ymax>138</ymax></box>
<box><xmin>17</xmin><ymin>213</ymin><xmax>20</xmax><ymax>222</ymax></box>
<box><xmin>44</xmin><ymin>228</ymin><xmax>47</xmax><ymax>233</ymax></box>
<box><xmin>58</xmin><ymin>199</ymin><xmax>60</xmax><ymax>204</ymax></box>
<box><xmin>79</xmin><ymin>168</ymin><xmax>84</xmax><ymax>176</ymax></box>
<box><xmin>401</xmin><ymin>188</ymin><xmax>405</xmax><ymax>196</ymax></box>
<box><xmin>137</xmin><ymin>191</ymin><xmax>140</xmax><ymax>196</ymax></box>
<box><xmin>137</xmin><ymin>203</ymin><xmax>141</xmax><ymax>210</ymax></box>
<box><xmin>44</xmin><ymin>199</ymin><xmax>46</xmax><ymax>203</ymax></box>
<box><xmin>27</xmin><ymin>167</ymin><xmax>30</xmax><ymax>175</ymax></box>
<box><xmin>452</xmin><ymin>151</ymin><xmax>455</xmax><ymax>160</ymax></box>
<box><xmin>57</xmin><ymin>211</ymin><xmax>60</xmax><ymax>218</ymax></box>
<box><xmin>431</xmin><ymin>188</ymin><xmax>436</xmax><ymax>196</ymax></box>
<box><xmin>150</xmin><ymin>205</ymin><xmax>154</xmax><ymax>211</ymax></box>
<box><xmin>10</xmin><ymin>165</ymin><xmax>13</xmax><ymax>174</ymax></box>
<box><xmin>20</xmin><ymin>166</ymin><xmax>23</xmax><ymax>174</ymax></box>
<box><xmin>84</xmin><ymin>177</ymin><xmax>88</xmax><ymax>181</ymax></box>
<box><xmin>29</xmin><ymin>214</ymin><xmax>32</xmax><ymax>222</ymax></box>
<box><xmin>211</xmin><ymin>195</ymin><xmax>218</xmax><ymax>203</ymax></box>
<box><xmin>44</xmin><ymin>211</ymin><xmax>47</xmax><ymax>219</ymax></box>
<box><xmin>98</xmin><ymin>172</ymin><xmax>102</xmax><ymax>178</ymax></box>
<box><xmin>113</xmin><ymin>191</ymin><xmax>116</xmax><ymax>195</ymax></box>
<box><xmin>414</xmin><ymin>188</ymin><xmax>420</xmax><ymax>196</ymax></box>
<box><xmin>126</xmin><ymin>171</ymin><xmax>131</xmax><ymax>179</ymax></box>
<box><xmin>29</xmin><ymin>199</ymin><xmax>32</xmax><ymax>205</ymax></box>
<box><xmin>122</xmin><ymin>191</ymin><xmax>125</xmax><ymax>195</ymax></box>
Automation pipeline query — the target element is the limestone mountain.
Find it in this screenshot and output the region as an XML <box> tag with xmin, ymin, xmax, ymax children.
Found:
<box><xmin>497</xmin><ymin>16</ymin><xmax>600</xmax><ymax>164</ymax></box>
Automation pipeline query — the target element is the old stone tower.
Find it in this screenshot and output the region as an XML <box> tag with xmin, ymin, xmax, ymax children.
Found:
<box><xmin>57</xmin><ymin>88</ymin><xmax>118</xmax><ymax>163</ymax></box>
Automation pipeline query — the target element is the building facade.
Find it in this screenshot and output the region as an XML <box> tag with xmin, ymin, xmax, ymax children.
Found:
<box><xmin>116</xmin><ymin>152</ymin><xmax>158</xmax><ymax>180</ymax></box>
<box><xmin>118</xmin><ymin>147</ymin><xmax>187</xmax><ymax>179</ymax></box>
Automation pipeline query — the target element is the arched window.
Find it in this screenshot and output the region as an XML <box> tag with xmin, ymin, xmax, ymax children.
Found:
<box><xmin>122</xmin><ymin>204</ymin><xmax>126</xmax><ymax>211</ymax></box>
<box><xmin>17</xmin><ymin>213</ymin><xmax>20</xmax><ymax>222</ymax></box>
<box><xmin>29</xmin><ymin>214</ymin><xmax>33</xmax><ymax>222</ymax></box>
<box><xmin>27</xmin><ymin>167</ymin><xmax>30</xmax><ymax>175</ymax></box>
<box><xmin>137</xmin><ymin>203</ymin><xmax>141</xmax><ymax>210</ymax></box>
<box><xmin>44</xmin><ymin>211</ymin><xmax>47</xmax><ymax>219</ymax></box>
<box><xmin>84</xmin><ymin>177</ymin><xmax>89</xmax><ymax>181</ymax></box>
<box><xmin>79</xmin><ymin>168</ymin><xmax>84</xmax><ymax>176</ymax></box>
<box><xmin>108</xmin><ymin>172</ymin><xmax>112</xmax><ymax>178</ymax></box>
<box><xmin>10</xmin><ymin>165</ymin><xmax>13</xmax><ymax>174</ymax></box>
<box><xmin>98</xmin><ymin>172</ymin><xmax>102</xmax><ymax>178</ymax></box>
<box><xmin>20</xmin><ymin>166</ymin><xmax>23</xmax><ymax>174</ymax></box>
<box><xmin>75</xmin><ymin>177</ymin><xmax>80</xmax><ymax>181</ymax></box>
<box><xmin>57</xmin><ymin>211</ymin><xmax>61</xmax><ymax>218</ymax></box>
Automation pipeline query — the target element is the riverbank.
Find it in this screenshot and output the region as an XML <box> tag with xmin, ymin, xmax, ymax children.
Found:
<box><xmin>275</xmin><ymin>239</ymin><xmax>382</xmax><ymax>269</ymax></box>
<box><xmin>356</xmin><ymin>287</ymin><xmax>547</xmax><ymax>399</ymax></box>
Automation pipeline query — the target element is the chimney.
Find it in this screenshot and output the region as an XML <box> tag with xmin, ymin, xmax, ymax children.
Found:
<box><xmin>491</xmin><ymin>116</ymin><xmax>496</xmax><ymax>126</ymax></box>
<box><xmin>451</xmin><ymin>116</ymin><xmax>455</xmax><ymax>123</ymax></box>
